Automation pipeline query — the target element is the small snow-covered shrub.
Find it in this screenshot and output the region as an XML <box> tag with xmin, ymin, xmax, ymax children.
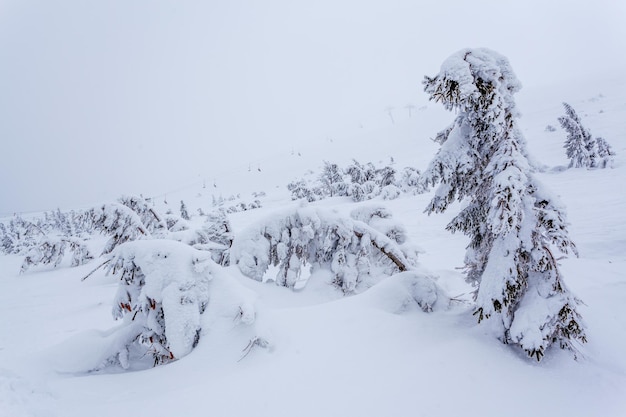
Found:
<box><xmin>0</xmin><ymin>215</ymin><xmax>45</xmax><ymax>255</ymax></box>
<box><xmin>398</xmin><ymin>167</ymin><xmax>427</xmax><ymax>195</ymax></box>
<box><xmin>8</xmin><ymin>195</ymin><xmax>236</xmax><ymax>274</ymax></box>
<box><xmin>232</xmin><ymin>206</ymin><xmax>420</xmax><ymax>293</ymax></box>
<box><xmin>225</xmin><ymin>200</ymin><xmax>262</xmax><ymax>214</ymax></box>
<box><xmin>1</xmin><ymin>209</ymin><xmax>98</xmax><ymax>273</ymax></box>
<box><xmin>202</xmin><ymin>210</ymin><xmax>233</xmax><ymax>265</ymax></box>
<box><xmin>211</xmin><ymin>193</ymin><xmax>264</xmax><ymax>212</ymax></box>
<box><xmin>20</xmin><ymin>237</ymin><xmax>93</xmax><ymax>273</ymax></box>
<box><xmin>168</xmin><ymin>209</ymin><xmax>233</xmax><ymax>266</ymax></box>
<box><xmin>381</xmin><ymin>184</ymin><xmax>401</xmax><ymax>200</ymax></box>
<box><xmin>101</xmin><ymin>240</ymin><xmax>256</xmax><ymax>369</ymax></box>
<box><xmin>2</xmin><ymin>210</ymin><xmax>95</xmax><ymax>272</ymax></box>
<box><xmin>287</xmin><ymin>179</ymin><xmax>318</xmax><ymax>202</ymax></box>
<box><xmin>287</xmin><ymin>159</ymin><xmax>426</xmax><ymax>203</ymax></box>
<box><xmin>117</xmin><ymin>195</ymin><xmax>166</xmax><ymax>234</ymax></box>
<box><xmin>89</xmin><ymin>196</ymin><xmax>234</xmax><ymax>257</ymax></box>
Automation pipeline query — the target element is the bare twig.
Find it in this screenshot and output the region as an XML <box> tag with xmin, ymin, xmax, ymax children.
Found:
<box><xmin>81</xmin><ymin>259</ymin><xmax>111</xmax><ymax>281</ymax></box>
<box><xmin>238</xmin><ymin>336</ymin><xmax>270</xmax><ymax>362</ymax></box>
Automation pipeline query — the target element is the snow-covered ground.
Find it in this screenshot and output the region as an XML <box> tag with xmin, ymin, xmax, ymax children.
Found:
<box><xmin>1</xmin><ymin>76</ymin><xmax>625</xmax><ymax>417</ymax></box>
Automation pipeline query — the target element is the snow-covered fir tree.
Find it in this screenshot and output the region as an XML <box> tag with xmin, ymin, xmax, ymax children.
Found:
<box><xmin>0</xmin><ymin>223</ymin><xmax>10</xmax><ymax>254</ymax></box>
<box><xmin>180</xmin><ymin>200</ymin><xmax>190</xmax><ymax>221</ymax></box>
<box><xmin>376</xmin><ymin>165</ymin><xmax>396</xmax><ymax>187</ymax></box>
<box><xmin>345</xmin><ymin>159</ymin><xmax>376</xmax><ymax>202</ymax></box>
<box><xmin>319</xmin><ymin>161</ymin><xmax>347</xmax><ymax>198</ymax></box>
<box><xmin>595</xmin><ymin>137</ymin><xmax>616</xmax><ymax>168</ymax></box>
<box><xmin>422</xmin><ymin>48</ymin><xmax>586</xmax><ymax>360</ymax></box>
<box><xmin>345</xmin><ymin>159</ymin><xmax>376</xmax><ymax>185</ymax></box>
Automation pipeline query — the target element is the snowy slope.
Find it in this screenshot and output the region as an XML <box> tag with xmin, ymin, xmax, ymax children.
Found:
<box><xmin>1</xmin><ymin>76</ymin><xmax>625</xmax><ymax>417</ymax></box>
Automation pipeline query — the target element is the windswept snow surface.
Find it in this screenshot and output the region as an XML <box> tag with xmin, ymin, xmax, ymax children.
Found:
<box><xmin>1</xmin><ymin>78</ymin><xmax>625</xmax><ymax>416</ymax></box>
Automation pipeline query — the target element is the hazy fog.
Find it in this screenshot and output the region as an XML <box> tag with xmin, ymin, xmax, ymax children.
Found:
<box><xmin>1</xmin><ymin>0</ymin><xmax>624</xmax><ymax>214</ymax></box>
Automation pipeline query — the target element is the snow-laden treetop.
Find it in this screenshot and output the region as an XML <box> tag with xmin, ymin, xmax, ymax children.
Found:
<box><xmin>425</xmin><ymin>48</ymin><xmax>522</xmax><ymax>114</ymax></box>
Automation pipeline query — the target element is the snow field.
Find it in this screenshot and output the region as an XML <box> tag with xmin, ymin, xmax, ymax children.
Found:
<box><xmin>1</xmin><ymin>75</ymin><xmax>625</xmax><ymax>416</ymax></box>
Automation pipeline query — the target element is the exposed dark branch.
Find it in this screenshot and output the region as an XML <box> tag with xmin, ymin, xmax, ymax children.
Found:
<box><xmin>81</xmin><ymin>259</ymin><xmax>111</xmax><ymax>281</ymax></box>
<box><xmin>354</xmin><ymin>231</ymin><xmax>407</xmax><ymax>272</ymax></box>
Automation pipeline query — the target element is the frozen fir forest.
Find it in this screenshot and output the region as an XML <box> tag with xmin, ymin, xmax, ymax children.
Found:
<box><xmin>1</xmin><ymin>2</ymin><xmax>625</xmax><ymax>417</ymax></box>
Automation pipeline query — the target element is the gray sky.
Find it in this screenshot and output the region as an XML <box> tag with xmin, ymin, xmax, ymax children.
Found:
<box><xmin>1</xmin><ymin>0</ymin><xmax>624</xmax><ymax>215</ymax></box>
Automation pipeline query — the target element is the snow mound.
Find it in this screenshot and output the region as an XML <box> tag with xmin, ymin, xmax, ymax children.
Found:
<box><xmin>356</xmin><ymin>269</ymin><xmax>450</xmax><ymax>314</ymax></box>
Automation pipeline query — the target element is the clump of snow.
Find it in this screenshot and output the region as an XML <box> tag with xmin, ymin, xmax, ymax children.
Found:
<box><xmin>358</xmin><ymin>269</ymin><xmax>450</xmax><ymax>314</ymax></box>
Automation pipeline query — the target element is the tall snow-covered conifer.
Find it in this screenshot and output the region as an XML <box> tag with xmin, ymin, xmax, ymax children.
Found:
<box><xmin>422</xmin><ymin>48</ymin><xmax>586</xmax><ymax>360</ymax></box>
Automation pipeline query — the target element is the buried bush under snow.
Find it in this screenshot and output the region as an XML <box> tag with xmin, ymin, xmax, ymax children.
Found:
<box><xmin>98</xmin><ymin>239</ymin><xmax>256</xmax><ymax>369</ymax></box>
<box><xmin>231</xmin><ymin>205</ymin><xmax>422</xmax><ymax>293</ymax></box>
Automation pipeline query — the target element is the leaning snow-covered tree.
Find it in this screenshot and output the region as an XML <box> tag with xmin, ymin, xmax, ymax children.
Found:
<box><xmin>118</xmin><ymin>195</ymin><xmax>166</xmax><ymax>234</ymax></box>
<box><xmin>89</xmin><ymin>203</ymin><xmax>150</xmax><ymax>254</ymax></box>
<box><xmin>558</xmin><ymin>102</ymin><xmax>598</xmax><ymax>169</ymax></box>
<box><xmin>99</xmin><ymin>240</ymin><xmax>257</xmax><ymax>369</ymax></box>
<box><xmin>232</xmin><ymin>205</ymin><xmax>420</xmax><ymax>294</ymax></box>
<box><xmin>422</xmin><ymin>48</ymin><xmax>586</xmax><ymax>360</ymax></box>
